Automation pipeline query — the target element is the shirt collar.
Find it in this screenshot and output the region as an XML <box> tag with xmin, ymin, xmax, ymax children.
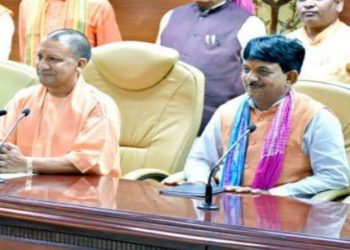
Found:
<box><xmin>247</xmin><ymin>92</ymin><xmax>289</xmax><ymax>112</ymax></box>
<box><xmin>302</xmin><ymin>19</ymin><xmax>341</xmax><ymax>45</ymax></box>
<box><xmin>198</xmin><ymin>0</ymin><xmax>228</xmax><ymax>15</ymax></box>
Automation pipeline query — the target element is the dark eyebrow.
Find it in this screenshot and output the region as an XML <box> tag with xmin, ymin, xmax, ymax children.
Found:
<box><xmin>256</xmin><ymin>66</ymin><xmax>273</xmax><ymax>71</ymax></box>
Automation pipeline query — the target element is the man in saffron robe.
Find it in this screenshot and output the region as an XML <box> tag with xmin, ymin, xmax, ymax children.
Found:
<box><xmin>183</xmin><ymin>35</ymin><xmax>349</xmax><ymax>197</ymax></box>
<box><xmin>19</xmin><ymin>0</ymin><xmax>122</xmax><ymax>66</ymax></box>
<box><xmin>0</xmin><ymin>29</ymin><xmax>121</xmax><ymax>176</ymax></box>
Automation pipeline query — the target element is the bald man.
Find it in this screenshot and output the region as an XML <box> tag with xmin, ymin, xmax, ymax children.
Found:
<box><xmin>0</xmin><ymin>29</ymin><xmax>121</xmax><ymax>176</ymax></box>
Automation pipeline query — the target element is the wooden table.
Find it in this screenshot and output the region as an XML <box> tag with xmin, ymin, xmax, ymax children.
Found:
<box><xmin>0</xmin><ymin>175</ymin><xmax>349</xmax><ymax>249</ymax></box>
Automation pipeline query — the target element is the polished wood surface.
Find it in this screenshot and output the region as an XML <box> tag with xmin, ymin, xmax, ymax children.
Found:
<box><xmin>2</xmin><ymin>0</ymin><xmax>350</xmax><ymax>62</ymax></box>
<box><xmin>0</xmin><ymin>175</ymin><xmax>349</xmax><ymax>249</ymax></box>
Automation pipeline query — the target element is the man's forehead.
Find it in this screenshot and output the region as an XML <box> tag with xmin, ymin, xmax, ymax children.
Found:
<box><xmin>40</xmin><ymin>39</ymin><xmax>71</xmax><ymax>51</ymax></box>
<box><xmin>243</xmin><ymin>60</ymin><xmax>279</xmax><ymax>69</ymax></box>
<box><xmin>47</xmin><ymin>37</ymin><xmax>72</xmax><ymax>48</ymax></box>
<box><xmin>37</xmin><ymin>39</ymin><xmax>75</xmax><ymax>58</ymax></box>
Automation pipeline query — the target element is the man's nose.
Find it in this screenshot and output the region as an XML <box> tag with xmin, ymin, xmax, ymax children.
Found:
<box><xmin>37</xmin><ymin>59</ymin><xmax>50</xmax><ymax>70</ymax></box>
<box><xmin>245</xmin><ymin>71</ymin><xmax>259</xmax><ymax>82</ymax></box>
<box><xmin>301</xmin><ymin>0</ymin><xmax>316</xmax><ymax>8</ymax></box>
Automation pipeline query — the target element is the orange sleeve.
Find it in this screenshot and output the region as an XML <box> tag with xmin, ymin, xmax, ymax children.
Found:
<box><xmin>90</xmin><ymin>1</ymin><xmax>122</xmax><ymax>46</ymax></box>
<box><xmin>66</xmin><ymin>101</ymin><xmax>121</xmax><ymax>177</ymax></box>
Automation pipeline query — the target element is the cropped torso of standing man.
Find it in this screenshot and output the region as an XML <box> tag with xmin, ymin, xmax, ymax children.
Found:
<box><xmin>18</xmin><ymin>0</ymin><xmax>122</xmax><ymax>66</ymax></box>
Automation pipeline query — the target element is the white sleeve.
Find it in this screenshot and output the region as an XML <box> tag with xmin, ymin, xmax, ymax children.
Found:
<box><xmin>155</xmin><ymin>10</ymin><xmax>173</xmax><ymax>44</ymax></box>
<box><xmin>237</xmin><ymin>15</ymin><xmax>266</xmax><ymax>50</ymax></box>
<box><xmin>184</xmin><ymin>109</ymin><xmax>224</xmax><ymax>183</ymax></box>
<box><xmin>0</xmin><ymin>12</ymin><xmax>14</xmax><ymax>60</ymax></box>
<box><xmin>270</xmin><ymin>109</ymin><xmax>350</xmax><ymax>198</ymax></box>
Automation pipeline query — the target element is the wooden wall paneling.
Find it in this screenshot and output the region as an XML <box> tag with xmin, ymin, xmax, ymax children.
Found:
<box><xmin>111</xmin><ymin>0</ymin><xmax>190</xmax><ymax>42</ymax></box>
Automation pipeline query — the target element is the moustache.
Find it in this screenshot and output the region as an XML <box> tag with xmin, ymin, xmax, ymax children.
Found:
<box><xmin>37</xmin><ymin>71</ymin><xmax>56</xmax><ymax>75</ymax></box>
<box><xmin>247</xmin><ymin>81</ymin><xmax>263</xmax><ymax>88</ymax></box>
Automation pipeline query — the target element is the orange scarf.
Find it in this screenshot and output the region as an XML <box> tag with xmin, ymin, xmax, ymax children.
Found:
<box><xmin>25</xmin><ymin>0</ymin><xmax>88</xmax><ymax>66</ymax></box>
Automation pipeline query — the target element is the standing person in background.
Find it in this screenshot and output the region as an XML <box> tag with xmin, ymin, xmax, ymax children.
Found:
<box><xmin>0</xmin><ymin>4</ymin><xmax>15</xmax><ymax>60</ymax></box>
<box><xmin>157</xmin><ymin>0</ymin><xmax>265</xmax><ymax>134</ymax></box>
<box><xmin>287</xmin><ymin>0</ymin><xmax>350</xmax><ymax>83</ymax></box>
<box><xmin>19</xmin><ymin>0</ymin><xmax>122</xmax><ymax>66</ymax></box>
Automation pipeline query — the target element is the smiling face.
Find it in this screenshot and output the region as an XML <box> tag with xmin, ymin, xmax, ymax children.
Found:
<box><xmin>36</xmin><ymin>39</ymin><xmax>86</xmax><ymax>96</ymax></box>
<box><xmin>296</xmin><ymin>0</ymin><xmax>343</xmax><ymax>34</ymax></box>
<box><xmin>242</xmin><ymin>60</ymin><xmax>297</xmax><ymax>110</ymax></box>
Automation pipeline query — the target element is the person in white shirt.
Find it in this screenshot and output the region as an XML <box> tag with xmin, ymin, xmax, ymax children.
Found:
<box><xmin>0</xmin><ymin>4</ymin><xmax>15</xmax><ymax>60</ymax></box>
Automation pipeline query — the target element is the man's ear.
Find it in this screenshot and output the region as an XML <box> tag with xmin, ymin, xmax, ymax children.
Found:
<box><xmin>286</xmin><ymin>70</ymin><xmax>299</xmax><ymax>86</ymax></box>
<box><xmin>76</xmin><ymin>58</ymin><xmax>88</xmax><ymax>72</ymax></box>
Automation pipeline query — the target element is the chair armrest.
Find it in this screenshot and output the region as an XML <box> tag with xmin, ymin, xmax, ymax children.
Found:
<box><xmin>122</xmin><ymin>168</ymin><xmax>170</xmax><ymax>182</ymax></box>
<box><xmin>311</xmin><ymin>188</ymin><xmax>350</xmax><ymax>201</ymax></box>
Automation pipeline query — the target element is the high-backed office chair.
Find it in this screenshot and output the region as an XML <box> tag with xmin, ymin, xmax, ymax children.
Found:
<box><xmin>293</xmin><ymin>79</ymin><xmax>350</xmax><ymax>201</ymax></box>
<box><xmin>82</xmin><ymin>41</ymin><xmax>205</xmax><ymax>181</ymax></box>
<box><xmin>0</xmin><ymin>60</ymin><xmax>38</xmax><ymax>107</ymax></box>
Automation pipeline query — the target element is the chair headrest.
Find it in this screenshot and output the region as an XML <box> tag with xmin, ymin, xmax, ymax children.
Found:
<box><xmin>90</xmin><ymin>41</ymin><xmax>179</xmax><ymax>91</ymax></box>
